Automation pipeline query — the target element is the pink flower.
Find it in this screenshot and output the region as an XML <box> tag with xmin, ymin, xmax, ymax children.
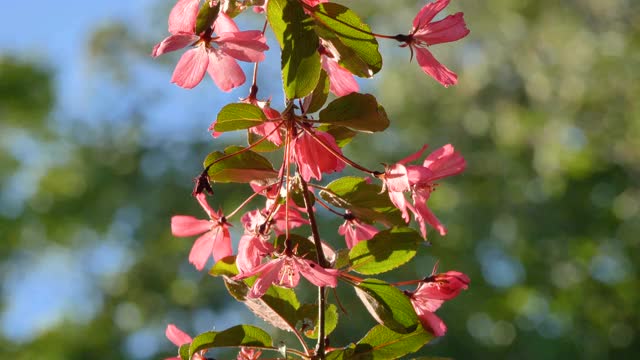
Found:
<box><xmin>236</xmin><ymin>210</ymin><xmax>275</xmax><ymax>274</ymax></box>
<box><xmin>164</xmin><ymin>324</ymin><xmax>206</xmax><ymax>360</ymax></box>
<box><xmin>338</xmin><ymin>214</ymin><xmax>378</xmax><ymax>249</ymax></box>
<box><xmin>401</xmin><ymin>0</ymin><xmax>470</xmax><ymax>86</ymax></box>
<box><xmin>319</xmin><ymin>44</ymin><xmax>359</xmax><ymax>96</ymax></box>
<box><xmin>292</xmin><ymin>129</ymin><xmax>346</xmax><ymax>182</ymax></box>
<box><xmin>152</xmin><ymin>1</ymin><xmax>269</xmax><ymax>91</ymax></box>
<box><xmin>409</xmin><ymin>269</ymin><xmax>469</xmax><ymax>336</ymax></box>
<box><xmin>383</xmin><ymin>144</ymin><xmax>465</xmax><ymax>238</ymax></box>
<box><xmin>237</xmin><ymin>347</ymin><xmax>262</xmax><ymax>360</ymax></box>
<box><xmin>171</xmin><ymin>193</ymin><xmax>232</xmax><ymax>270</ymax></box>
<box><xmin>233</xmin><ymin>253</ymin><xmax>339</xmax><ymax>298</ymax></box>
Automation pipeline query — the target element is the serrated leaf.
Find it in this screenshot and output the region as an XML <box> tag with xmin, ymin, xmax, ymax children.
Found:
<box><xmin>319</xmin><ymin>93</ymin><xmax>389</xmax><ymax>133</ymax></box>
<box><xmin>303</xmin><ymin>69</ymin><xmax>330</xmax><ymax>114</ymax></box>
<box><xmin>189</xmin><ymin>325</ymin><xmax>272</xmax><ymax>357</ymax></box>
<box><xmin>351</xmin><ymin>325</ymin><xmax>432</xmax><ymax>359</ymax></box>
<box><xmin>223</xmin><ymin>277</ymin><xmax>301</xmax><ymax>332</ymax></box>
<box><xmin>312</xmin><ymin>3</ymin><xmax>382</xmax><ymax>77</ymax></box>
<box><xmin>214</xmin><ymin>103</ymin><xmax>266</xmax><ymax>133</ymax></box>
<box><xmin>268</xmin><ymin>0</ymin><xmax>321</xmax><ymax>99</ymax></box>
<box><xmin>195</xmin><ymin>1</ymin><xmax>221</xmax><ymax>35</ymax></box>
<box><xmin>317</xmin><ymin>124</ymin><xmax>357</xmax><ymax>148</ymax></box>
<box><xmin>348</xmin><ymin>227</ymin><xmax>420</xmax><ymax>275</ymax></box>
<box><xmin>298</xmin><ymin>303</ymin><xmax>339</xmax><ymax>339</ymax></box>
<box><xmin>354</xmin><ymin>279</ymin><xmax>419</xmax><ymax>334</ymax></box>
<box><xmin>204</xmin><ymin>145</ymin><xmax>277</xmax><ymax>183</ymax></box>
<box><xmin>178</xmin><ymin>343</ymin><xmax>190</xmax><ymax>360</ymax></box>
<box><xmin>320</xmin><ymin>177</ymin><xmax>404</xmax><ymax>226</ymax></box>
<box><xmin>209</xmin><ymin>255</ymin><xmax>239</xmax><ymax>277</ymax></box>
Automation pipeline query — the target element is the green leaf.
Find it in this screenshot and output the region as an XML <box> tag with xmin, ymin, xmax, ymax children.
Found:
<box><xmin>268</xmin><ymin>0</ymin><xmax>321</xmax><ymax>99</ymax></box>
<box><xmin>334</xmin><ymin>248</ymin><xmax>351</xmax><ymax>270</ymax></box>
<box><xmin>326</xmin><ymin>345</ymin><xmax>356</xmax><ymax>360</ymax></box>
<box><xmin>348</xmin><ymin>227</ymin><xmax>421</xmax><ymax>275</ymax></box>
<box><xmin>195</xmin><ymin>1</ymin><xmax>221</xmax><ymax>35</ymax></box>
<box><xmin>351</xmin><ymin>325</ymin><xmax>432</xmax><ymax>359</ymax></box>
<box><xmin>289</xmin><ymin>175</ymin><xmax>315</xmax><ymax>208</ymax></box>
<box><xmin>209</xmin><ymin>255</ymin><xmax>239</xmax><ymax>277</ymax></box>
<box><xmin>178</xmin><ymin>343</ymin><xmax>190</xmax><ymax>360</ymax></box>
<box><xmin>214</xmin><ymin>103</ymin><xmax>266</xmax><ymax>133</ymax></box>
<box><xmin>312</xmin><ymin>3</ymin><xmax>382</xmax><ymax>77</ymax></box>
<box><xmin>298</xmin><ymin>303</ymin><xmax>339</xmax><ymax>339</ymax></box>
<box><xmin>304</xmin><ymin>69</ymin><xmax>330</xmax><ymax>114</ymax></box>
<box><xmin>189</xmin><ymin>325</ymin><xmax>272</xmax><ymax>357</ymax></box>
<box><xmin>317</xmin><ymin>124</ymin><xmax>357</xmax><ymax>148</ymax></box>
<box><xmin>319</xmin><ymin>93</ymin><xmax>389</xmax><ymax>133</ymax></box>
<box><xmin>223</xmin><ymin>277</ymin><xmax>301</xmax><ymax>332</ymax></box>
<box><xmin>320</xmin><ymin>177</ymin><xmax>404</xmax><ymax>226</ymax></box>
<box><xmin>204</xmin><ymin>145</ymin><xmax>277</xmax><ymax>183</ymax></box>
<box><xmin>354</xmin><ymin>279</ymin><xmax>419</xmax><ymax>334</ymax></box>
<box><xmin>248</xmin><ymin>130</ymin><xmax>283</xmax><ymax>152</ymax></box>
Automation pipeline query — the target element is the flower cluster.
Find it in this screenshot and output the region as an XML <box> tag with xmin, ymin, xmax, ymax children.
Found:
<box><xmin>155</xmin><ymin>0</ymin><xmax>472</xmax><ymax>358</ymax></box>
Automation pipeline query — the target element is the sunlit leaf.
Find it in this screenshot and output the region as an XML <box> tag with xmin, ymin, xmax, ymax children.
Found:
<box><xmin>320</xmin><ymin>177</ymin><xmax>404</xmax><ymax>226</ymax></box>
<box><xmin>354</xmin><ymin>278</ymin><xmax>419</xmax><ymax>334</ymax></box>
<box><xmin>312</xmin><ymin>3</ymin><xmax>382</xmax><ymax>77</ymax></box>
<box><xmin>189</xmin><ymin>325</ymin><xmax>272</xmax><ymax>357</ymax></box>
<box><xmin>204</xmin><ymin>145</ymin><xmax>277</xmax><ymax>183</ymax></box>
<box><xmin>298</xmin><ymin>303</ymin><xmax>339</xmax><ymax>339</ymax></box>
<box><xmin>268</xmin><ymin>0</ymin><xmax>321</xmax><ymax>99</ymax></box>
<box><xmin>214</xmin><ymin>103</ymin><xmax>266</xmax><ymax>133</ymax></box>
<box><xmin>319</xmin><ymin>93</ymin><xmax>389</xmax><ymax>133</ymax></box>
<box><xmin>348</xmin><ymin>227</ymin><xmax>421</xmax><ymax>275</ymax></box>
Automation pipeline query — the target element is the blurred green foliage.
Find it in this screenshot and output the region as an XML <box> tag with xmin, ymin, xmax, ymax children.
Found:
<box><xmin>1</xmin><ymin>0</ymin><xmax>639</xmax><ymax>359</ymax></box>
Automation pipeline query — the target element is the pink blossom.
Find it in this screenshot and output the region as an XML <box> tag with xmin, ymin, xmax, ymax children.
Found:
<box><xmin>409</xmin><ymin>269</ymin><xmax>470</xmax><ymax>336</ymax></box>
<box><xmin>237</xmin><ymin>347</ymin><xmax>262</xmax><ymax>360</ymax></box>
<box><xmin>164</xmin><ymin>324</ymin><xmax>206</xmax><ymax>360</ymax></box>
<box><xmin>233</xmin><ymin>253</ymin><xmax>339</xmax><ymax>298</ymax></box>
<box><xmin>338</xmin><ymin>215</ymin><xmax>378</xmax><ymax>249</ymax></box>
<box><xmin>236</xmin><ymin>210</ymin><xmax>275</xmax><ymax>274</ymax></box>
<box><xmin>269</xmin><ymin>200</ymin><xmax>310</xmax><ymax>235</ymax></box>
<box><xmin>171</xmin><ymin>193</ymin><xmax>232</xmax><ymax>270</ymax></box>
<box><xmin>152</xmin><ymin>2</ymin><xmax>268</xmax><ymax>91</ymax></box>
<box><xmin>292</xmin><ymin>130</ymin><xmax>346</xmax><ymax>182</ymax></box>
<box><xmin>402</xmin><ymin>0</ymin><xmax>470</xmax><ymax>87</ymax></box>
<box><xmin>319</xmin><ymin>45</ymin><xmax>359</xmax><ymax>96</ymax></box>
<box><xmin>383</xmin><ymin>144</ymin><xmax>465</xmax><ymax>238</ymax></box>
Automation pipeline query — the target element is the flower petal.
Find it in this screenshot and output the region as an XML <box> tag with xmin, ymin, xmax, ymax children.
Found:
<box><xmin>296</xmin><ymin>258</ymin><xmax>338</xmax><ymax>288</ymax></box>
<box><xmin>414</xmin><ymin>307</ymin><xmax>447</xmax><ymax>336</ymax></box>
<box><xmin>171</xmin><ymin>46</ymin><xmax>209</xmax><ymax>89</ymax></box>
<box><xmin>188</xmin><ymin>230</ymin><xmax>216</xmax><ymax>270</ymax></box>
<box><xmin>321</xmin><ymin>55</ymin><xmax>359</xmax><ymax>96</ymax></box>
<box><xmin>414</xmin><ymin>46</ymin><xmax>458</xmax><ymax>87</ymax></box>
<box><xmin>152</xmin><ymin>34</ymin><xmax>198</xmax><ymax>57</ymax></box>
<box><xmin>414</xmin><ymin>13</ymin><xmax>470</xmax><ymax>45</ymax></box>
<box><xmin>214</xmin><ymin>12</ymin><xmax>240</xmax><ymax>34</ymax></box>
<box><xmin>211</xmin><ymin>225</ymin><xmax>233</xmax><ymax>262</ymax></box>
<box><xmin>412</xmin><ymin>0</ymin><xmax>450</xmax><ymax>31</ymax></box>
<box><xmin>171</xmin><ymin>215</ymin><xmax>212</xmax><ymax>237</ymax></box>
<box><xmin>217</xmin><ymin>30</ymin><xmax>269</xmax><ymax>62</ymax></box>
<box><xmin>195</xmin><ymin>192</ymin><xmax>219</xmax><ymax>220</ymax></box>
<box><xmin>423</xmin><ymin>144</ymin><xmax>466</xmax><ymax>181</ymax></box>
<box><xmin>207</xmin><ymin>50</ymin><xmax>246</xmax><ymax>92</ymax></box>
<box><xmin>168</xmin><ymin>0</ymin><xmax>200</xmax><ymax>35</ymax></box>
<box><xmin>165</xmin><ymin>324</ymin><xmax>192</xmax><ymax>346</ymax></box>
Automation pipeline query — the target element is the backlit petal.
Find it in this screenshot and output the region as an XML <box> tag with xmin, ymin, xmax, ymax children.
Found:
<box><xmin>171</xmin><ymin>215</ymin><xmax>212</xmax><ymax>237</ymax></box>
<box><xmin>171</xmin><ymin>46</ymin><xmax>209</xmax><ymax>89</ymax></box>
<box><xmin>414</xmin><ymin>46</ymin><xmax>458</xmax><ymax>87</ymax></box>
